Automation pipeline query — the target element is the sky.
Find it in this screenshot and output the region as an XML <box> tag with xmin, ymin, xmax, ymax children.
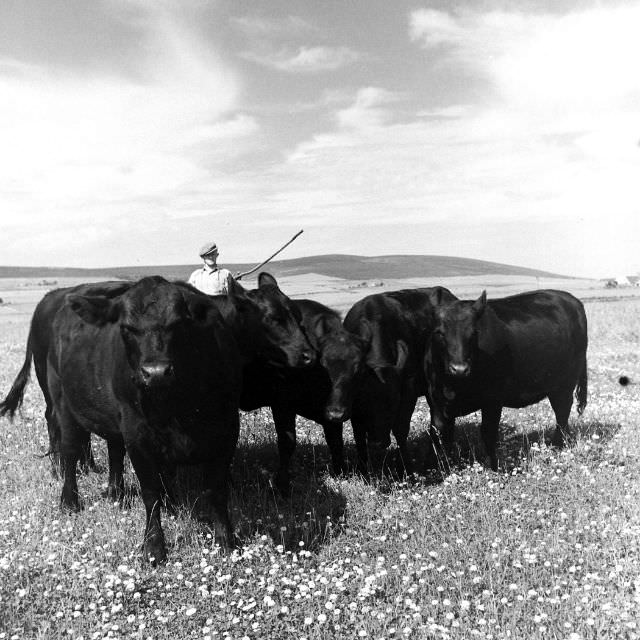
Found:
<box><xmin>0</xmin><ymin>0</ymin><xmax>639</xmax><ymax>277</ymax></box>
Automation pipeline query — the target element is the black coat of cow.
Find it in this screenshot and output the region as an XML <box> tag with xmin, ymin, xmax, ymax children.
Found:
<box><xmin>343</xmin><ymin>287</ymin><xmax>457</xmax><ymax>472</ymax></box>
<box><xmin>46</xmin><ymin>277</ymin><xmax>239</xmax><ymax>562</ymax></box>
<box><xmin>425</xmin><ymin>289</ymin><xmax>588</xmax><ymax>470</ymax></box>
<box><xmin>1</xmin><ymin>273</ymin><xmax>315</xmax><ymax>487</ymax></box>
<box><xmin>239</xmin><ymin>299</ymin><xmax>366</xmax><ymax>493</ymax></box>
<box><xmin>0</xmin><ymin>281</ymin><xmax>131</xmax><ymax>472</ymax></box>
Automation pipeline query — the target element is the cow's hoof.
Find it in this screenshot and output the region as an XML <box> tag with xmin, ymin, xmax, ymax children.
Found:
<box><xmin>60</xmin><ymin>497</ymin><xmax>82</xmax><ymax>513</ymax></box>
<box><xmin>143</xmin><ymin>540</ymin><xmax>167</xmax><ymax>566</ymax></box>
<box><xmin>214</xmin><ymin>532</ymin><xmax>233</xmax><ymax>552</ymax></box>
<box><xmin>551</xmin><ymin>429</ymin><xmax>566</xmax><ymax>448</ymax></box>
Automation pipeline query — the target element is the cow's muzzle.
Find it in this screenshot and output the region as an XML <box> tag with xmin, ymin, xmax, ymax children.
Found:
<box><xmin>448</xmin><ymin>363</ymin><xmax>470</xmax><ymax>377</ymax></box>
<box><xmin>325</xmin><ymin>405</ymin><xmax>348</xmax><ymax>422</ymax></box>
<box><xmin>140</xmin><ymin>363</ymin><xmax>175</xmax><ymax>387</ymax></box>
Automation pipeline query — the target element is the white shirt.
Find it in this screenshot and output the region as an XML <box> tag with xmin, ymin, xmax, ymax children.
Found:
<box><xmin>188</xmin><ymin>266</ymin><xmax>233</xmax><ymax>295</ymax></box>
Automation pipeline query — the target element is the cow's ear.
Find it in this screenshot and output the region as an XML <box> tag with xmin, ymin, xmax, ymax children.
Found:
<box><xmin>228</xmin><ymin>277</ymin><xmax>246</xmax><ymax>298</ymax></box>
<box><xmin>472</xmin><ymin>290</ymin><xmax>487</xmax><ymax>317</ymax></box>
<box><xmin>394</xmin><ymin>339</ymin><xmax>409</xmax><ymax>371</ymax></box>
<box><xmin>312</xmin><ymin>314</ymin><xmax>331</xmax><ymax>339</ymax></box>
<box><xmin>67</xmin><ymin>295</ymin><xmax>120</xmax><ymax>326</ymax></box>
<box><xmin>258</xmin><ymin>272</ymin><xmax>278</xmax><ymax>289</ymax></box>
<box><xmin>430</xmin><ymin>287</ymin><xmax>445</xmax><ymax>307</ymax></box>
<box><xmin>228</xmin><ymin>281</ymin><xmax>255</xmax><ymax>317</ymax></box>
<box><xmin>358</xmin><ymin>319</ymin><xmax>373</xmax><ymax>349</ymax></box>
<box><xmin>366</xmin><ymin>338</ymin><xmax>408</xmax><ymax>384</ymax></box>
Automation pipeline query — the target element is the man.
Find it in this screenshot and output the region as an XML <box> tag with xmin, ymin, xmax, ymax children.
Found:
<box><xmin>188</xmin><ymin>241</ymin><xmax>235</xmax><ymax>295</ymax></box>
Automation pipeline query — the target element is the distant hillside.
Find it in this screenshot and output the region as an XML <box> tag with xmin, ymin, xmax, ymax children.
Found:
<box><xmin>0</xmin><ymin>254</ymin><xmax>568</xmax><ymax>281</ymax></box>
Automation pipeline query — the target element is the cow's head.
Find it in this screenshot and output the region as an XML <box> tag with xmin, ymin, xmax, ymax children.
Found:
<box><xmin>67</xmin><ymin>277</ymin><xmax>213</xmax><ymax>392</ymax></box>
<box><xmin>311</xmin><ymin>317</ymin><xmax>367</xmax><ymax>422</ymax></box>
<box><xmin>431</xmin><ymin>291</ymin><xmax>487</xmax><ymax>378</ymax></box>
<box><xmin>237</xmin><ymin>273</ymin><xmax>315</xmax><ymax>368</ymax></box>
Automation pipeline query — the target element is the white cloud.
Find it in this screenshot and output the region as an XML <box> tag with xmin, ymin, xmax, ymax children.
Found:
<box><xmin>335</xmin><ymin>87</ymin><xmax>397</xmax><ymax>130</ymax></box>
<box><xmin>410</xmin><ymin>6</ymin><xmax>640</xmax><ymax>115</ymax></box>
<box><xmin>409</xmin><ymin>9</ymin><xmax>468</xmax><ymax>47</ymax></box>
<box><xmin>3</xmin><ymin>2</ymin><xmax>639</xmax><ymax>277</ymax></box>
<box><xmin>242</xmin><ymin>45</ymin><xmax>361</xmax><ymax>73</ymax></box>
<box><xmin>255</xmin><ymin>5</ymin><xmax>640</xmax><ymax>276</ymax></box>
<box><xmin>0</xmin><ymin>3</ymin><xmax>260</xmax><ymax>263</ymax></box>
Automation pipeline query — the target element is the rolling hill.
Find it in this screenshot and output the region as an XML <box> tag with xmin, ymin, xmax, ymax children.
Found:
<box><xmin>0</xmin><ymin>254</ymin><xmax>568</xmax><ymax>281</ymax></box>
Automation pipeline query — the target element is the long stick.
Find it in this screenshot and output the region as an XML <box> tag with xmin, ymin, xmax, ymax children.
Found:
<box><xmin>235</xmin><ymin>230</ymin><xmax>304</xmax><ymax>280</ymax></box>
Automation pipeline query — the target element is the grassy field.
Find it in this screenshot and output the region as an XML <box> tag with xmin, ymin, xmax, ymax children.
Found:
<box><xmin>1</xmin><ymin>282</ymin><xmax>640</xmax><ymax>639</ymax></box>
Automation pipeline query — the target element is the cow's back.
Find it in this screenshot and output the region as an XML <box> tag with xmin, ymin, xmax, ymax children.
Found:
<box><xmin>32</xmin><ymin>281</ymin><xmax>132</xmax><ymax>374</ymax></box>
<box><xmin>484</xmin><ymin>290</ymin><xmax>587</xmax><ymax>407</ymax></box>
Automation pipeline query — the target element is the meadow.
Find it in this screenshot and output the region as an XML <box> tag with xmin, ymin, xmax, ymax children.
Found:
<box><xmin>1</xmin><ymin>278</ymin><xmax>639</xmax><ymax>639</ymax></box>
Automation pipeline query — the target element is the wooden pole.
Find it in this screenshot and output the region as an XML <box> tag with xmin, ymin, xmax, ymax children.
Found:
<box><xmin>235</xmin><ymin>230</ymin><xmax>304</xmax><ymax>280</ymax></box>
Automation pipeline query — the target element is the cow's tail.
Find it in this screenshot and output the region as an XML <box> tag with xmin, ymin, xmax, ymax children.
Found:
<box><xmin>575</xmin><ymin>357</ymin><xmax>588</xmax><ymax>416</ymax></box>
<box><xmin>0</xmin><ymin>331</ymin><xmax>34</xmax><ymax>420</ymax></box>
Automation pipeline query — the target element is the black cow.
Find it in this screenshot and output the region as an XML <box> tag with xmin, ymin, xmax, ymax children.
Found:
<box><xmin>1</xmin><ymin>273</ymin><xmax>315</xmax><ymax>488</ymax></box>
<box><xmin>45</xmin><ymin>277</ymin><xmax>240</xmax><ymax>562</ymax></box>
<box><xmin>425</xmin><ymin>289</ymin><xmax>588</xmax><ymax>471</ymax></box>
<box><xmin>240</xmin><ymin>299</ymin><xmax>366</xmax><ymax>493</ymax></box>
<box><xmin>343</xmin><ymin>287</ymin><xmax>457</xmax><ymax>472</ymax></box>
<box><xmin>0</xmin><ymin>281</ymin><xmax>131</xmax><ymax>474</ymax></box>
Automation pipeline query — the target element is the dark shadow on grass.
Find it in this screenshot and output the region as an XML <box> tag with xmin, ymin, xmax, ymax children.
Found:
<box><xmin>167</xmin><ymin>440</ymin><xmax>347</xmax><ymax>554</ymax></box>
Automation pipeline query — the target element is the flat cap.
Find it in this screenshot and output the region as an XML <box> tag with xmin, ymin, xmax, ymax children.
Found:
<box><xmin>199</xmin><ymin>241</ymin><xmax>218</xmax><ymax>257</ymax></box>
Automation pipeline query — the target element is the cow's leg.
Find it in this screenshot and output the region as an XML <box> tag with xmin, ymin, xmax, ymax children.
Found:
<box><xmin>480</xmin><ymin>404</ymin><xmax>502</xmax><ymax>471</ymax></box>
<box><xmin>198</xmin><ymin>464</ymin><xmax>233</xmax><ymax>550</ymax></box>
<box><xmin>78</xmin><ymin>432</ymin><xmax>99</xmax><ymax>474</ymax></box>
<box><xmin>392</xmin><ymin>390</ymin><xmax>417</xmax><ymax>476</ymax></box>
<box><xmin>44</xmin><ymin>402</ymin><xmax>62</xmax><ymax>476</ymax></box>
<box><xmin>103</xmin><ymin>437</ymin><xmax>126</xmax><ymax>502</ymax></box>
<box><xmin>35</xmin><ymin>360</ymin><xmax>62</xmax><ymax>477</ymax></box>
<box><xmin>127</xmin><ymin>446</ymin><xmax>167</xmax><ymax>565</ymax></box>
<box><xmin>548</xmin><ymin>387</ymin><xmax>574</xmax><ymax>448</ymax></box>
<box><xmin>271</xmin><ymin>404</ymin><xmax>297</xmax><ymax>495</ymax></box>
<box><xmin>350</xmin><ymin>413</ymin><xmax>369</xmax><ymax>476</ymax></box>
<box><xmin>159</xmin><ymin>463</ymin><xmax>178</xmax><ymax>515</ymax></box>
<box><xmin>58</xmin><ymin>411</ymin><xmax>85</xmax><ymax>513</ymax></box>
<box><xmin>196</xmin><ymin>413</ymin><xmax>239</xmax><ymax>550</ymax></box>
<box><xmin>426</xmin><ymin>400</ymin><xmax>455</xmax><ymax>470</ymax></box>
<box><xmin>321</xmin><ymin>421</ymin><xmax>345</xmax><ymax>476</ymax></box>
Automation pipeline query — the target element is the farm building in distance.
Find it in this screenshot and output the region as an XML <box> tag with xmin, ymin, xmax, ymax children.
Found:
<box><xmin>604</xmin><ymin>274</ymin><xmax>640</xmax><ymax>288</ymax></box>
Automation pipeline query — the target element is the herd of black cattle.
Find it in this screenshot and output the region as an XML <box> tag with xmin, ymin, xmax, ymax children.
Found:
<box><xmin>0</xmin><ymin>274</ymin><xmax>588</xmax><ymax>564</ymax></box>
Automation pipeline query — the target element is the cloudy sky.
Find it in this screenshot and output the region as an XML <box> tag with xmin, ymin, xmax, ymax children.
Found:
<box><xmin>1</xmin><ymin>0</ymin><xmax>639</xmax><ymax>277</ymax></box>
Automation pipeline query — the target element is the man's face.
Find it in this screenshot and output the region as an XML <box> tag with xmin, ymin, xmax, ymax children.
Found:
<box><xmin>203</xmin><ymin>251</ymin><xmax>218</xmax><ymax>267</ymax></box>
